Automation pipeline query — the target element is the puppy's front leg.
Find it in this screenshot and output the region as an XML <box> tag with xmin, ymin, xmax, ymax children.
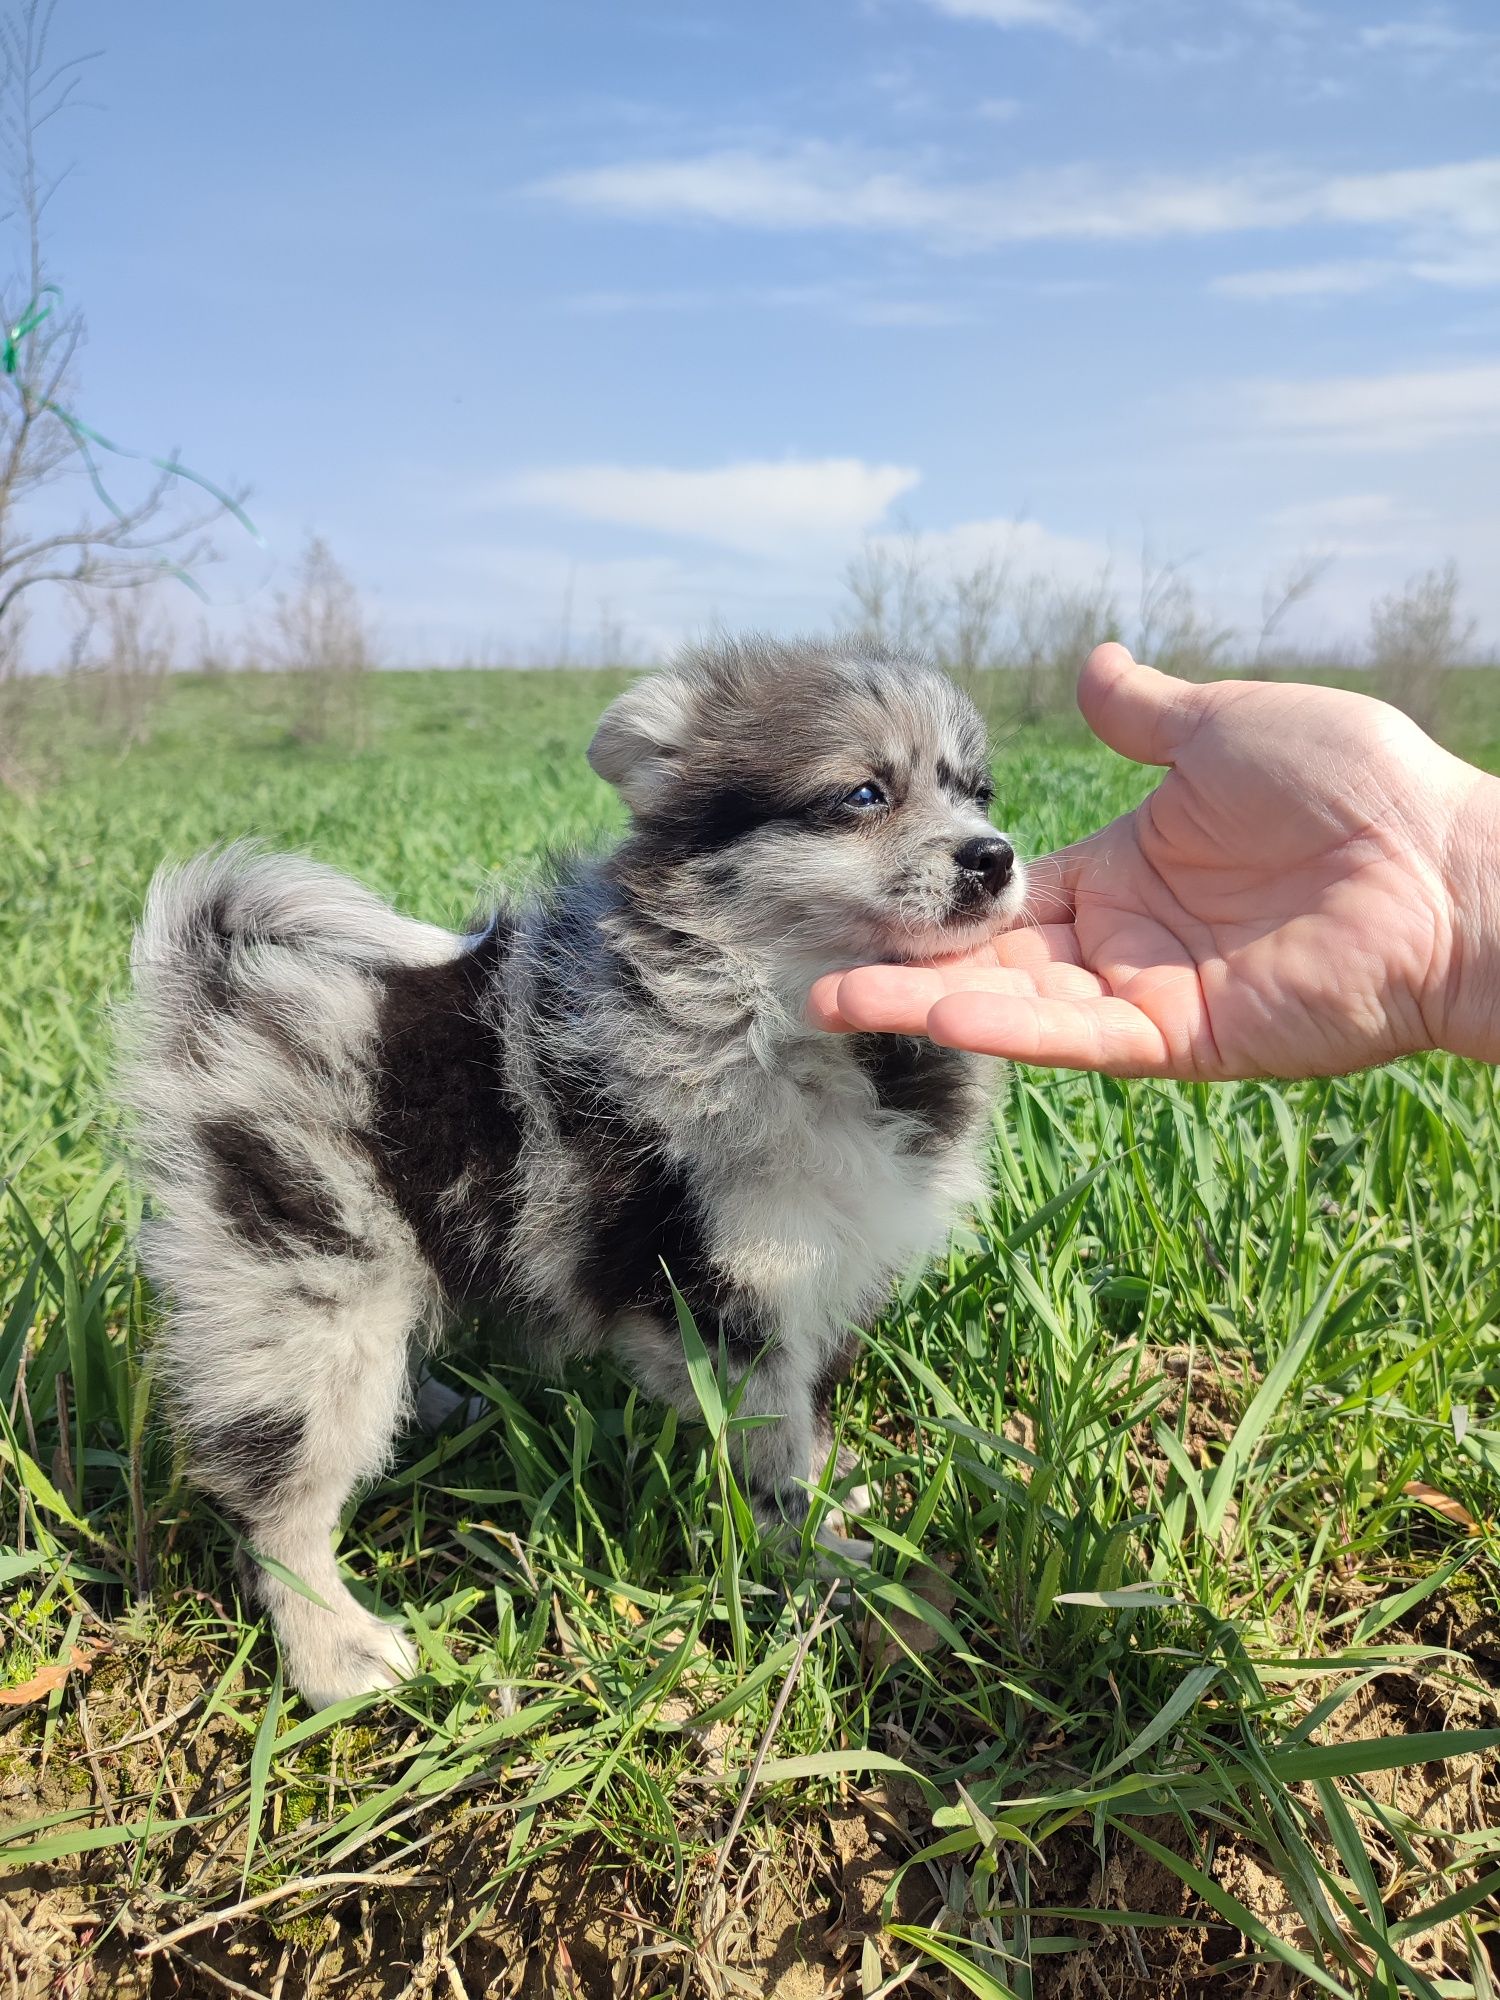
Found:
<box><xmin>732</xmin><ymin>1343</ymin><xmax>820</xmax><ymax>1537</ymax></box>
<box><xmin>613</xmin><ymin>1315</ymin><xmax>870</xmax><ymax>1556</ymax></box>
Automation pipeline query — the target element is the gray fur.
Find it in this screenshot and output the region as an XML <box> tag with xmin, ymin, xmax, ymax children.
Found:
<box><xmin>121</xmin><ymin>637</ymin><xmax>1026</xmax><ymax>1707</ymax></box>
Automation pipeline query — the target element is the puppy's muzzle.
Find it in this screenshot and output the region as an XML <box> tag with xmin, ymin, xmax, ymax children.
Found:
<box><xmin>953</xmin><ymin>835</ymin><xmax>1014</xmax><ymax>898</ymax></box>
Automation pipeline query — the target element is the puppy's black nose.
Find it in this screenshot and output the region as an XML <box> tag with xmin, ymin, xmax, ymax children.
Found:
<box><xmin>954</xmin><ymin>834</ymin><xmax>1014</xmax><ymax>892</ymax></box>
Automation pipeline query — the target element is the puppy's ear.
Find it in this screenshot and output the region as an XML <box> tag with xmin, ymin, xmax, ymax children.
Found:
<box><xmin>587</xmin><ymin>673</ymin><xmax>695</xmax><ymax>815</ymax></box>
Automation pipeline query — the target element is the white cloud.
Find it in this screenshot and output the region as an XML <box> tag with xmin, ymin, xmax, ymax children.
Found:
<box><xmin>1267</xmin><ymin>493</ymin><xmax>1411</xmax><ymax>533</ymax></box>
<box><xmin>1244</xmin><ymin>362</ymin><xmax>1500</xmax><ymax>449</ymax></box>
<box><xmin>1212</xmin><ymin>259</ymin><xmax>1399</xmax><ymax>300</ymax></box>
<box><xmin>845</xmin><ymin>297</ymin><xmax>970</xmax><ymax>326</ymax></box>
<box><xmin>486</xmin><ymin>457</ymin><xmax>922</xmax><ymax>556</ymax></box>
<box><xmin>563</xmin><ymin>282</ymin><xmax>969</xmax><ymax>325</ymax></box>
<box><xmin>1218</xmin><ymin>245</ymin><xmax>1500</xmax><ymax>302</ymax></box>
<box><xmin>1359</xmin><ymin>19</ymin><xmax>1482</xmax><ymax>54</ymax></box>
<box><xmin>865</xmin><ymin>515</ymin><xmax>1114</xmax><ymax>587</ymax></box>
<box><xmin>920</xmin><ymin>0</ymin><xmax>1090</xmax><ymax>35</ymax></box>
<box><xmin>534</xmin><ymin>144</ymin><xmax>1500</xmax><ymax>255</ymax></box>
<box><xmin>976</xmin><ymin>96</ymin><xmax>1024</xmax><ymax>120</ymax></box>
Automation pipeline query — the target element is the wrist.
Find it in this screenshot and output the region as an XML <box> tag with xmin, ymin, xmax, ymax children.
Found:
<box><xmin>1432</xmin><ymin>765</ymin><xmax>1500</xmax><ymax>1064</ymax></box>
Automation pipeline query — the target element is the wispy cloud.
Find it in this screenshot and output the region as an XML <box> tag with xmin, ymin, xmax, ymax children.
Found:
<box><xmin>563</xmin><ymin>282</ymin><xmax>971</xmax><ymax>326</ymax></box>
<box><xmin>1355</xmin><ymin>13</ymin><xmax>1500</xmax><ymax>88</ymax></box>
<box><xmin>1213</xmin><ymin>259</ymin><xmax>1399</xmax><ymax>300</ymax></box>
<box><xmin>1244</xmin><ymin>361</ymin><xmax>1500</xmax><ymax>448</ymax></box>
<box><xmin>1267</xmin><ymin>492</ymin><xmax>1414</xmax><ymax>533</ymax></box>
<box><xmin>919</xmin><ymin>0</ymin><xmax>1091</xmax><ymax>36</ymax></box>
<box><xmin>485</xmin><ymin>457</ymin><xmax>922</xmax><ymax>556</ymax></box>
<box><xmin>1360</xmin><ymin>18</ymin><xmax>1483</xmax><ymax>54</ymax></box>
<box><xmin>533</xmin><ymin>144</ymin><xmax>1500</xmax><ymax>256</ymax></box>
<box><xmin>865</xmin><ymin>514</ymin><xmax>1113</xmax><ymax>585</ymax></box>
<box><xmin>1215</xmin><ymin>246</ymin><xmax>1500</xmax><ymax>299</ymax></box>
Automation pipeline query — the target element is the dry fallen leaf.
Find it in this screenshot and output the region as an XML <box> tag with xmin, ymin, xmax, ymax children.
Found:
<box><xmin>859</xmin><ymin>1557</ymin><xmax>957</xmax><ymax>1671</ymax></box>
<box><xmin>1403</xmin><ymin>1481</ymin><xmax>1482</xmax><ymax>1536</ymax></box>
<box><xmin>0</xmin><ymin>1641</ymin><xmax>106</xmax><ymax>1708</ymax></box>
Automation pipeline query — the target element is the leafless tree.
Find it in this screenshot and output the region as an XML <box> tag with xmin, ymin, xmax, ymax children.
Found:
<box><xmin>0</xmin><ymin>1</ymin><xmax>241</xmax><ymax>740</ymax></box>
<box><xmin>1369</xmin><ymin>559</ymin><xmax>1476</xmax><ymax>731</ymax></box>
<box><xmin>260</xmin><ymin>531</ymin><xmax>376</xmax><ymax>747</ymax></box>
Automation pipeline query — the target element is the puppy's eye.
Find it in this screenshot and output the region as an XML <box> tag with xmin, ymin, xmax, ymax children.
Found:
<box><xmin>975</xmin><ymin>782</ymin><xmax>995</xmax><ymax>810</ymax></box>
<box><xmin>843</xmin><ymin>781</ymin><xmax>887</xmax><ymax>810</ymax></box>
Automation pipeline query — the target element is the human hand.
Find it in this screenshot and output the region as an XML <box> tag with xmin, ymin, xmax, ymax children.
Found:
<box><xmin>810</xmin><ymin>644</ymin><xmax>1500</xmax><ymax>1079</ymax></box>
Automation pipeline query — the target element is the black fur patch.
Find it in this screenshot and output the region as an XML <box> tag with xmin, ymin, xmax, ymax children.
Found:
<box><xmin>193</xmin><ymin>1408</ymin><xmax>306</xmax><ymax>1522</ymax></box>
<box><xmin>171</xmin><ymin>899</ymin><xmax>339</xmax><ymax>1076</ymax></box>
<box><xmin>198</xmin><ymin>1117</ymin><xmax>368</xmax><ymax>1258</ymax></box>
<box><xmin>936</xmin><ymin>755</ymin><xmax>993</xmax><ymax>803</ymax></box>
<box><xmin>366</xmin><ymin>919</ymin><xmax>521</xmax><ymax>1301</ymax></box>
<box><xmin>813</xmin><ymin>1335</ymin><xmax>859</xmax><ymax>1416</ymax></box>
<box><xmin>853</xmin><ymin>1033</ymin><xmax>977</xmax><ymax>1154</ymax></box>
<box><xmin>570</xmin><ymin>1131</ymin><xmax>770</xmax><ymax>1360</ymax></box>
<box><xmin>528</xmin><ymin>893</ymin><xmax>766</xmax><ymax>1351</ymax></box>
<box><xmin>285</xmin><ymin>1282</ymin><xmax>340</xmax><ymax>1315</ymax></box>
<box><xmin>636</xmin><ymin>781</ymin><xmax>808</xmax><ymax>861</ymax></box>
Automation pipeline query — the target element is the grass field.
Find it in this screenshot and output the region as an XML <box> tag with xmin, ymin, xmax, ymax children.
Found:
<box><xmin>2</xmin><ymin>665</ymin><xmax>1499</xmax><ymax>2000</ymax></box>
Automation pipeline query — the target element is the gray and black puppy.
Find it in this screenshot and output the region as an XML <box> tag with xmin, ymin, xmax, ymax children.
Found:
<box><xmin>123</xmin><ymin>637</ymin><xmax>1025</xmax><ymax>1707</ymax></box>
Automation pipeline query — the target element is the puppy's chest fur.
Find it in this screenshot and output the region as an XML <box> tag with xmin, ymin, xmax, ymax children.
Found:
<box><xmin>370</xmin><ymin>876</ymin><xmax>998</xmax><ymax>1357</ymax></box>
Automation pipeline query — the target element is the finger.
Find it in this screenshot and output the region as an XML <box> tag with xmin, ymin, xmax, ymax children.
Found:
<box><xmin>830</xmin><ymin>959</ymin><xmax>1112</xmax><ymax>1037</ymax></box>
<box><xmin>827</xmin><ymin>964</ymin><xmax>955</xmax><ymax>1035</ymax></box>
<box><xmin>925</xmin><ymin>990</ymin><xmax>1178</xmax><ymax>1077</ymax></box>
<box><xmin>807</xmin><ymin>970</ymin><xmax>855</xmax><ymax>1031</ymax></box>
<box><xmin>986</xmin><ymin>922</ymin><xmax>1087</xmax><ymax>971</ymax></box>
<box><xmin>1077</xmin><ymin>643</ymin><xmax>1207</xmax><ymax>769</ymax></box>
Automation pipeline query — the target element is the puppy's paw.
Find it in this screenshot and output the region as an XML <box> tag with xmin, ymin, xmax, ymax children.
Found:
<box><xmin>289</xmin><ymin>1611</ymin><xmax>418</xmax><ymax>1710</ymax></box>
<box><xmin>813</xmin><ymin>1521</ymin><xmax>876</xmax><ymax>1572</ymax></box>
<box><xmin>817</xmin><ymin>1447</ymin><xmax>874</xmax><ymax>1540</ymax></box>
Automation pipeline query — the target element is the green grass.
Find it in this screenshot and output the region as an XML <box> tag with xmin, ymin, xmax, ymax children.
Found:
<box><xmin>2</xmin><ymin>667</ymin><xmax>1499</xmax><ymax>1999</ymax></box>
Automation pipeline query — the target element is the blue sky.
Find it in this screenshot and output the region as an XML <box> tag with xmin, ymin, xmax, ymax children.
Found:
<box><xmin>36</xmin><ymin>0</ymin><xmax>1500</xmax><ymax>661</ymax></box>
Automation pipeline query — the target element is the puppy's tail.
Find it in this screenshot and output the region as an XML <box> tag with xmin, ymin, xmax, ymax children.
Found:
<box><xmin>121</xmin><ymin>843</ymin><xmax>466</xmax><ymax>1167</ymax></box>
<box><xmin>132</xmin><ymin>839</ymin><xmax>459</xmax><ymax>987</ymax></box>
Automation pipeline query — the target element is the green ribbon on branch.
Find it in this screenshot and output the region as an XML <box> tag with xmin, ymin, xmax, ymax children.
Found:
<box><xmin>3</xmin><ymin>286</ymin><xmax>264</xmax><ymax>604</ymax></box>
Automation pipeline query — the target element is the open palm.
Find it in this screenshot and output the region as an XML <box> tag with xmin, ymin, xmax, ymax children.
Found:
<box><xmin>811</xmin><ymin>646</ymin><xmax>1488</xmax><ymax>1080</ymax></box>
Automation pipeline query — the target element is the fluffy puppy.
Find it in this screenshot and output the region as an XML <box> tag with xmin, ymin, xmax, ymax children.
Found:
<box><xmin>123</xmin><ymin>637</ymin><xmax>1025</xmax><ymax>1707</ymax></box>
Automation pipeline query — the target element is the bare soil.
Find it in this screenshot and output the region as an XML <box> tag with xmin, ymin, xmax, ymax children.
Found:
<box><xmin>3</xmin><ymin>1623</ymin><xmax>1497</xmax><ymax>2000</ymax></box>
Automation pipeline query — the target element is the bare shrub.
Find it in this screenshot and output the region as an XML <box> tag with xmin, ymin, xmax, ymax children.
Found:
<box><xmin>1135</xmin><ymin>548</ymin><xmax>1232</xmax><ymax>680</ymax></box>
<box><xmin>1251</xmin><ymin>555</ymin><xmax>1332</xmax><ymax>677</ymax></box>
<box><xmin>947</xmin><ymin>553</ymin><xmax>1011</xmax><ymax>673</ymax></box>
<box><xmin>591</xmin><ymin>599</ymin><xmax>646</xmax><ymax>670</ymax></box>
<box><xmin>190</xmin><ymin>617</ymin><xmax>239</xmax><ymax>677</ymax></box>
<box><xmin>259</xmin><ymin>533</ymin><xmax>376</xmax><ymax>747</ymax></box>
<box><xmin>839</xmin><ymin>528</ymin><xmax>1120</xmax><ymax>719</ymax></box>
<box><xmin>1369</xmin><ymin>560</ymin><xmax>1475</xmax><ymax>731</ymax></box>
<box><xmin>1014</xmin><ymin>569</ymin><xmax>1121</xmax><ymax>721</ymax></box>
<box><xmin>843</xmin><ymin>528</ymin><xmax>939</xmax><ymax>652</ymax></box>
<box><xmin>0</xmin><ymin>601</ymin><xmax>38</xmax><ymax>794</ymax></box>
<box><xmin>72</xmin><ymin>592</ymin><xmax>176</xmax><ymax>756</ymax></box>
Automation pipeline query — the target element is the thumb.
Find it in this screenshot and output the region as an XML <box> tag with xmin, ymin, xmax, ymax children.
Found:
<box><xmin>1077</xmin><ymin>643</ymin><xmax>1208</xmax><ymax>768</ymax></box>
